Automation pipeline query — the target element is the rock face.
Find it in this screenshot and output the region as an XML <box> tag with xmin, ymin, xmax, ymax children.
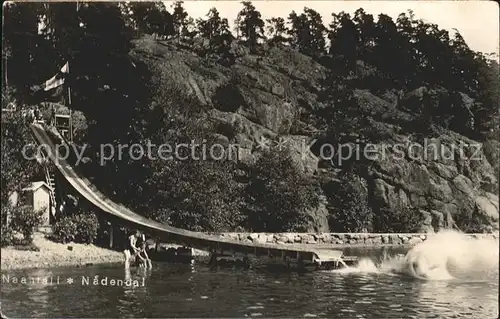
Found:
<box><xmin>133</xmin><ymin>37</ymin><xmax>499</xmax><ymax>232</ymax></box>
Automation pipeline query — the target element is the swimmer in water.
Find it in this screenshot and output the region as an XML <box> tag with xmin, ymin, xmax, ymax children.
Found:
<box><xmin>124</xmin><ymin>230</ymin><xmax>141</xmax><ymax>268</ymax></box>
<box><xmin>137</xmin><ymin>240</ymin><xmax>152</xmax><ymax>269</ymax></box>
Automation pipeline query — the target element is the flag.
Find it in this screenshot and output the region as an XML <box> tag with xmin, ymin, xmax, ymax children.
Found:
<box><xmin>44</xmin><ymin>61</ymin><xmax>69</xmax><ymax>91</ymax></box>
<box><xmin>31</xmin><ymin>62</ymin><xmax>69</xmax><ymax>104</ymax></box>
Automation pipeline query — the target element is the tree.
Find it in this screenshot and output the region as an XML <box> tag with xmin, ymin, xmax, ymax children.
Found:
<box><xmin>1</xmin><ymin>93</ymin><xmax>40</xmax><ymax>244</ymax></box>
<box><xmin>474</xmin><ymin>56</ymin><xmax>500</xmax><ymax>139</ymax></box>
<box><xmin>196</xmin><ymin>7</ymin><xmax>233</xmax><ymax>51</ymax></box>
<box><xmin>328</xmin><ymin>11</ymin><xmax>358</xmax><ymax>72</ymax></box>
<box><xmin>303</xmin><ymin>8</ymin><xmax>327</xmax><ymax>56</ymax></box>
<box><xmin>265</xmin><ymin>17</ymin><xmax>287</xmax><ymax>46</ymax></box>
<box><xmin>326</xmin><ymin>172</ymin><xmax>373</xmax><ymax>232</ymax></box>
<box><xmin>287</xmin><ymin>8</ymin><xmax>326</xmax><ymax>57</ymax></box>
<box><xmin>1</xmin><ymin>98</ymin><xmax>38</xmax><ymax>206</ymax></box>
<box><xmin>317</xmin><ymin>76</ymin><xmax>371</xmax><ymax>144</ymax></box>
<box><xmin>153</xmin><ymin>159</ymin><xmax>244</xmax><ymax>232</ymax></box>
<box><xmin>235</xmin><ymin>1</ymin><xmax>265</xmax><ymax>53</ymax></box>
<box><xmin>171</xmin><ymin>1</ymin><xmax>189</xmax><ymax>41</ymax></box>
<box><xmin>371</xmin><ymin>13</ymin><xmax>407</xmax><ymax>86</ymax></box>
<box><xmin>3</xmin><ymin>2</ymin><xmax>46</xmax><ymax>100</ymax></box>
<box><xmin>181</xmin><ymin>17</ymin><xmax>197</xmax><ymax>40</ymax></box>
<box><xmin>395</xmin><ymin>11</ymin><xmax>420</xmax><ymax>87</ymax></box>
<box><xmin>244</xmin><ymin>148</ymin><xmax>322</xmax><ymax>232</ymax></box>
<box><xmin>90</xmin><ymin>64</ymin><xmax>245</xmax><ymax>232</ymax></box>
<box><xmin>126</xmin><ymin>2</ymin><xmax>174</xmax><ymax>37</ymax></box>
<box><xmin>353</xmin><ymin>8</ymin><xmax>376</xmax><ymax>63</ymax></box>
<box><xmin>287</xmin><ymin>11</ymin><xmax>306</xmax><ymax>50</ymax></box>
<box><xmin>40</xmin><ymin>2</ymin><xmax>152</xmax><ymax>192</ymax></box>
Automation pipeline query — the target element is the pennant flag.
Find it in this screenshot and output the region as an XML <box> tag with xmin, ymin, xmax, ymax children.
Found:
<box><xmin>31</xmin><ymin>62</ymin><xmax>69</xmax><ymax>104</ymax></box>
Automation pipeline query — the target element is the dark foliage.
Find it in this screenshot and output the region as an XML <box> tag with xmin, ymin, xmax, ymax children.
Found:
<box><xmin>325</xmin><ymin>172</ymin><xmax>373</xmax><ymax>232</ymax></box>
<box><xmin>52</xmin><ymin>212</ymin><xmax>99</xmax><ymax>244</ymax></box>
<box><xmin>244</xmin><ymin>148</ymin><xmax>322</xmax><ymax>232</ymax></box>
<box><xmin>373</xmin><ymin>207</ymin><xmax>425</xmax><ymax>233</ymax></box>
<box><xmin>11</xmin><ymin>206</ymin><xmax>45</xmax><ymax>243</ymax></box>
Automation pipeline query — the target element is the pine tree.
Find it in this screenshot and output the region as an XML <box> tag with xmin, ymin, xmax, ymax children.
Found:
<box><xmin>126</xmin><ymin>2</ymin><xmax>174</xmax><ymax>38</ymax></box>
<box><xmin>235</xmin><ymin>1</ymin><xmax>265</xmax><ymax>53</ymax></box>
<box><xmin>287</xmin><ymin>8</ymin><xmax>326</xmax><ymax>57</ymax></box>
<box><xmin>303</xmin><ymin>8</ymin><xmax>326</xmax><ymax>56</ymax></box>
<box><xmin>395</xmin><ymin>11</ymin><xmax>419</xmax><ymax>87</ymax></box>
<box><xmin>328</xmin><ymin>11</ymin><xmax>358</xmax><ymax>73</ymax></box>
<box><xmin>265</xmin><ymin>17</ymin><xmax>287</xmax><ymax>46</ymax></box>
<box><xmin>196</xmin><ymin>7</ymin><xmax>233</xmax><ymax>50</ymax></box>
<box><xmin>353</xmin><ymin>8</ymin><xmax>376</xmax><ymax>63</ymax></box>
<box><xmin>3</xmin><ymin>2</ymin><xmax>47</xmax><ymax>98</ymax></box>
<box><xmin>171</xmin><ymin>0</ymin><xmax>188</xmax><ymax>41</ymax></box>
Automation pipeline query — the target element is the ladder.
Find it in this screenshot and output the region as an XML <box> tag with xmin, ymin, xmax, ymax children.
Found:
<box><xmin>40</xmin><ymin>150</ymin><xmax>57</xmax><ymax>219</ymax></box>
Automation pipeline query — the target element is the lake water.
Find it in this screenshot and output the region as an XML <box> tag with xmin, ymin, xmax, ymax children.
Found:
<box><xmin>1</xmin><ymin>232</ymin><xmax>498</xmax><ymax>318</ymax></box>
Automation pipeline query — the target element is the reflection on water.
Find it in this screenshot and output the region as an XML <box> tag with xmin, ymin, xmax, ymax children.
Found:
<box><xmin>2</xmin><ymin>262</ymin><xmax>496</xmax><ymax>318</ymax></box>
<box><xmin>1</xmin><ymin>237</ymin><xmax>498</xmax><ymax>318</ymax></box>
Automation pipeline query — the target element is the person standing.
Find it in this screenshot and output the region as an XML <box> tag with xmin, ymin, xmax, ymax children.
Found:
<box><xmin>124</xmin><ymin>230</ymin><xmax>140</xmax><ymax>268</ymax></box>
<box><xmin>34</xmin><ymin>106</ymin><xmax>42</xmax><ymax>122</ymax></box>
<box><xmin>50</xmin><ymin>104</ymin><xmax>56</xmax><ymax>126</ymax></box>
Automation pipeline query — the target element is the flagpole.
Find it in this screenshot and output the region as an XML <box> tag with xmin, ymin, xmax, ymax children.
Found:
<box><xmin>68</xmin><ymin>85</ymin><xmax>73</xmax><ymax>143</ymax></box>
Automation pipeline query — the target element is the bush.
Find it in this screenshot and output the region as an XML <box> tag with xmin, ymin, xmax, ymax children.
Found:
<box><xmin>11</xmin><ymin>205</ymin><xmax>45</xmax><ymax>243</ymax></box>
<box><xmin>1</xmin><ymin>204</ymin><xmax>13</xmax><ymax>247</ymax></box>
<box><xmin>52</xmin><ymin>212</ymin><xmax>99</xmax><ymax>244</ymax></box>
<box><xmin>244</xmin><ymin>148</ymin><xmax>321</xmax><ymax>232</ymax></box>
<box><xmin>74</xmin><ymin>213</ymin><xmax>99</xmax><ymax>243</ymax></box>
<box><xmin>373</xmin><ymin>207</ymin><xmax>425</xmax><ymax>233</ymax></box>
<box><xmin>326</xmin><ymin>172</ymin><xmax>374</xmax><ymax>232</ymax></box>
<box><xmin>52</xmin><ymin>216</ymin><xmax>77</xmax><ymax>243</ymax></box>
<box><xmin>1</xmin><ymin>224</ymin><xmax>13</xmax><ymax>247</ymax></box>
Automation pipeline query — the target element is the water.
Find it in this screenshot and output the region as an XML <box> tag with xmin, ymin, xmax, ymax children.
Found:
<box><xmin>1</xmin><ymin>231</ymin><xmax>498</xmax><ymax>318</ymax></box>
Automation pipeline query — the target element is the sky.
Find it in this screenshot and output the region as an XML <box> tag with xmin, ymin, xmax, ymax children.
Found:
<box><xmin>163</xmin><ymin>0</ymin><xmax>499</xmax><ymax>57</ymax></box>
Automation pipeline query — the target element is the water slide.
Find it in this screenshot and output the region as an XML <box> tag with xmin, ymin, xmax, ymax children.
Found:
<box><xmin>29</xmin><ymin>123</ymin><xmax>338</xmax><ymax>263</ymax></box>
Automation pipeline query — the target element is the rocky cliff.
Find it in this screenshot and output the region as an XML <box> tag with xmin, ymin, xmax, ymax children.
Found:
<box><xmin>131</xmin><ymin>36</ymin><xmax>499</xmax><ymax>233</ymax></box>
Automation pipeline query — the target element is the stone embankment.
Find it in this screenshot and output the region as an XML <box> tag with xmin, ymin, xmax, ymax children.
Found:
<box><xmin>214</xmin><ymin>232</ymin><xmax>499</xmax><ymax>247</ymax></box>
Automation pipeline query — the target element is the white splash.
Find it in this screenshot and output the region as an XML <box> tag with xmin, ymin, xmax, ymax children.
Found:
<box><xmin>401</xmin><ymin>230</ymin><xmax>499</xmax><ymax>281</ymax></box>
<box><xmin>333</xmin><ymin>230</ymin><xmax>499</xmax><ymax>281</ymax></box>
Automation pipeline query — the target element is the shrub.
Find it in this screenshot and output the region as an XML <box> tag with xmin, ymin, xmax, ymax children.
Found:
<box><xmin>1</xmin><ymin>224</ymin><xmax>13</xmax><ymax>247</ymax></box>
<box><xmin>52</xmin><ymin>216</ymin><xmax>77</xmax><ymax>243</ymax></box>
<box><xmin>326</xmin><ymin>172</ymin><xmax>374</xmax><ymax>232</ymax></box>
<box><xmin>52</xmin><ymin>212</ymin><xmax>99</xmax><ymax>244</ymax></box>
<box><xmin>11</xmin><ymin>205</ymin><xmax>45</xmax><ymax>243</ymax></box>
<box><xmin>1</xmin><ymin>204</ymin><xmax>13</xmax><ymax>247</ymax></box>
<box><xmin>373</xmin><ymin>206</ymin><xmax>425</xmax><ymax>233</ymax></box>
<box><xmin>74</xmin><ymin>213</ymin><xmax>99</xmax><ymax>244</ymax></box>
<box><xmin>1</xmin><ymin>209</ymin><xmax>13</xmax><ymax>247</ymax></box>
<box><xmin>244</xmin><ymin>148</ymin><xmax>321</xmax><ymax>232</ymax></box>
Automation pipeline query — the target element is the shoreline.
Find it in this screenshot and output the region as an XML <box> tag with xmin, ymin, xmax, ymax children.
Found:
<box><xmin>2</xmin><ymin>232</ymin><xmax>497</xmax><ymax>271</ymax></box>
<box><xmin>1</xmin><ymin>233</ymin><xmax>124</xmax><ymax>271</ymax></box>
<box><xmin>0</xmin><ymin>240</ymin><xmax>408</xmax><ymax>271</ymax></box>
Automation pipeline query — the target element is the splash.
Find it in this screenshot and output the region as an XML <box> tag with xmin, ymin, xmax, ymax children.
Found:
<box><xmin>332</xmin><ymin>257</ymin><xmax>380</xmax><ymax>274</ymax></box>
<box><xmin>401</xmin><ymin>230</ymin><xmax>498</xmax><ymax>281</ymax></box>
<box><xmin>333</xmin><ymin>231</ymin><xmax>499</xmax><ymax>281</ymax></box>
